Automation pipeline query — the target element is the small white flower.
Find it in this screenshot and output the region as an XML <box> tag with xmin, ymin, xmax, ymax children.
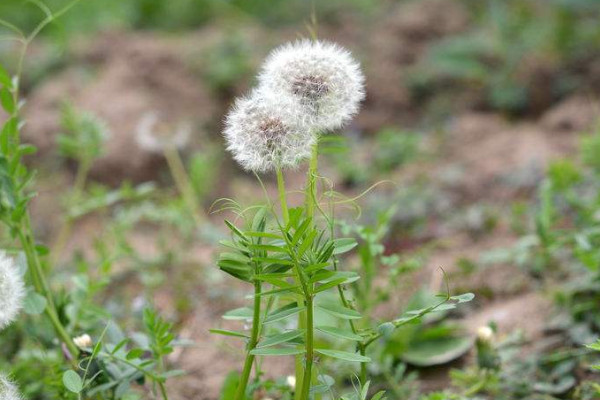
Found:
<box><xmin>135</xmin><ymin>111</ymin><xmax>191</xmax><ymax>153</ymax></box>
<box><xmin>258</xmin><ymin>40</ymin><xmax>365</xmax><ymax>132</ymax></box>
<box><xmin>73</xmin><ymin>333</ymin><xmax>93</xmax><ymax>349</ymax></box>
<box><xmin>0</xmin><ymin>252</ymin><xmax>24</xmax><ymax>330</ymax></box>
<box><xmin>0</xmin><ymin>374</ymin><xmax>23</xmax><ymax>400</ymax></box>
<box><xmin>477</xmin><ymin>326</ymin><xmax>494</xmax><ymax>343</ymax></box>
<box><xmin>223</xmin><ymin>91</ymin><xmax>316</xmax><ymax>172</ymax></box>
<box><xmin>286</xmin><ymin>375</ymin><xmax>296</xmax><ymax>389</ymax></box>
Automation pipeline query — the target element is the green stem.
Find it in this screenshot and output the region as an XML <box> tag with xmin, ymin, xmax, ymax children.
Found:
<box><xmin>234</xmin><ymin>279</ymin><xmax>262</xmax><ymax>400</ymax></box>
<box><xmin>295</xmin><ymin>307</ymin><xmax>306</xmax><ymax>400</ymax></box>
<box><xmin>305</xmin><ymin>142</ymin><xmax>319</xmax><ymax>221</ymax></box>
<box><xmin>51</xmin><ymin>157</ymin><xmax>91</xmax><ymax>265</ymax></box>
<box><xmin>359</xmin><ymin>346</ymin><xmax>367</xmax><ymax>384</ymax></box>
<box><xmin>164</xmin><ymin>146</ymin><xmax>203</xmax><ymax>227</ymax></box>
<box><xmin>299</xmin><ymin>296</ymin><xmax>314</xmax><ymax>400</ymax></box>
<box><xmin>276</xmin><ymin>167</ymin><xmax>289</xmax><ymax>225</ymax></box>
<box><xmin>158</xmin><ymin>381</ymin><xmax>169</xmax><ymax>400</ymax></box>
<box><xmin>19</xmin><ymin>215</ymin><xmax>79</xmax><ymax>359</ymax></box>
<box><xmin>100</xmin><ymin>351</ymin><xmax>168</xmax><ymax>399</ymax></box>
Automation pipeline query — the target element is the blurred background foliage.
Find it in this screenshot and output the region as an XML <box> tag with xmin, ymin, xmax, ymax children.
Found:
<box><xmin>0</xmin><ymin>0</ymin><xmax>374</xmax><ymax>34</ymax></box>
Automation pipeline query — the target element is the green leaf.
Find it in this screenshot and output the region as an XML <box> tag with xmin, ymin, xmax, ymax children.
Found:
<box><xmin>253</xmin><ymin>285</ymin><xmax>302</xmax><ymax>298</ymax></box>
<box><xmin>317</xmin><ymin>303</ymin><xmax>362</xmax><ymax>320</ymax></box>
<box><xmin>316</xmin><ymin>326</ymin><xmax>363</xmax><ymax>341</ymax></box>
<box><xmin>586</xmin><ymin>341</ymin><xmax>600</xmax><ymax>351</ymax></box>
<box><xmin>224</xmin><ymin>220</ymin><xmax>247</xmax><ymax>240</ymax></box>
<box><xmin>249</xmin><ymin>244</ymin><xmax>289</xmax><ymax>253</ymax></box>
<box><xmin>219</xmin><ymin>371</ymin><xmax>240</xmax><ymax>400</ymax></box>
<box><xmin>18</xmin><ymin>144</ymin><xmax>37</xmax><ymax>156</ymax></box>
<box><xmin>314</xmin><ymin>278</ymin><xmax>349</xmax><ymax>294</ymax></box>
<box><xmin>264</xmin><ymin>304</ymin><xmax>305</xmax><ymax>324</ymax></box>
<box><xmin>159</xmin><ymin>369</ymin><xmax>187</xmax><ymax>379</ymax></box>
<box><xmin>253</xmin><ymin>258</ymin><xmax>294</xmax><ymax>266</ymax></box>
<box><xmin>315</xmin><ymin>349</ymin><xmax>371</xmax><ymax>362</ymax></box>
<box><xmin>450</xmin><ymin>292</ymin><xmax>475</xmax><ymax>303</ymax></box>
<box><xmin>209</xmin><ymin>329</ymin><xmax>250</xmax><ymax>339</ymax></box>
<box><xmin>0</xmin><ymin>64</ymin><xmax>12</xmax><ymax>88</ymax></box>
<box><xmin>333</xmin><ymin>238</ymin><xmax>358</xmax><ymax>255</ymax></box>
<box><xmin>401</xmin><ymin>336</ymin><xmax>473</xmax><ymax>367</ymax></box>
<box><xmin>292</xmin><ymin>218</ymin><xmax>311</xmax><ymax>245</ymax></box>
<box><xmin>126</xmin><ymin>348</ymin><xmax>145</xmax><ymax>360</ymax></box>
<box><xmin>217</xmin><ymin>259</ymin><xmax>252</xmax><ymax>282</ymax></box>
<box><xmin>250</xmin><ymin>347</ymin><xmax>305</xmax><ymax>356</ymax></box>
<box><xmin>371</xmin><ymin>391</ymin><xmax>387</xmax><ymax>400</ymax></box>
<box><xmin>63</xmin><ymin>370</ymin><xmax>83</xmax><ymax>393</ymax></box>
<box><xmin>222</xmin><ymin>307</ymin><xmax>253</xmax><ymax>320</ymax></box>
<box><xmin>245</xmin><ymin>231</ymin><xmax>282</xmax><ymax>240</ymax></box>
<box><xmin>304</xmin><ymin>262</ymin><xmax>331</xmax><ymax>274</ymax></box>
<box><xmin>23</xmin><ymin>291</ymin><xmax>47</xmax><ymax>315</ymax></box>
<box><xmin>35</xmin><ymin>244</ymin><xmax>49</xmax><ymax>256</ymax></box>
<box><xmin>251</xmin><ymin>206</ymin><xmax>267</xmax><ymax>232</ymax></box>
<box><xmin>0</xmin><ymin>88</ymin><xmax>14</xmax><ymax>114</ymax></box>
<box><xmin>256</xmin><ymin>330</ymin><xmax>304</xmax><ymax>348</ymax></box>
<box><xmin>297</xmin><ymin>229</ymin><xmax>317</xmax><ymax>258</ymax></box>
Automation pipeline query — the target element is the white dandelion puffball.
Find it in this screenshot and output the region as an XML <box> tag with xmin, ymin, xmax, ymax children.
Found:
<box><xmin>258</xmin><ymin>40</ymin><xmax>365</xmax><ymax>132</ymax></box>
<box><xmin>0</xmin><ymin>252</ymin><xmax>25</xmax><ymax>330</ymax></box>
<box><xmin>0</xmin><ymin>374</ymin><xmax>22</xmax><ymax>400</ymax></box>
<box><xmin>223</xmin><ymin>91</ymin><xmax>316</xmax><ymax>172</ymax></box>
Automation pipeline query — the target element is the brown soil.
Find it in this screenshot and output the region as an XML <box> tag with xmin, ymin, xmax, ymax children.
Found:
<box><xmin>358</xmin><ymin>0</ymin><xmax>470</xmax><ymax>131</ymax></box>
<box><xmin>23</xmin><ymin>31</ymin><xmax>217</xmax><ymax>185</ymax></box>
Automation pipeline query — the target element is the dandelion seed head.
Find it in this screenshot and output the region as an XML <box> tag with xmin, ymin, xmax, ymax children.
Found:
<box><xmin>0</xmin><ymin>374</ymin><xmax>23</xmax><ymax>400</ymax></box>
<box><xmin>258</xmin><ymin>40</ymin><xmax>365</xmax><ymax>131</ymax></box>
<box><xmin>223</xmin><ymin>92</ymin><xmax>315</xmax><ymax>172</ymax></box>
<box><xmin>0</xmin><ymin>252</ymin><xmax>24</xmax><ymax>331</ymax></box>
<box><xmin>135</xmin><ymin>111</ymin><xmax>192</xmax><ymax>153</ymax></box>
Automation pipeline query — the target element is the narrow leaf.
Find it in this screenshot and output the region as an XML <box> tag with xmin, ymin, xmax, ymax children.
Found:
<box><xmin>317</xmin><ymin>303</ymin><xmax>362</xmax><ymax>320</ymax></box>
<box><xmin>316</xmin><ymin>326</ymin><xmax>363</xmax><ymax>341</ymax></box>
<box><xmin>250</xmin><ymin>347</ymin><xmax>305</xmax><ymax>356</ymax></box>
<box><xmin>256</xmin><ymin>330</ymin><xmax>304</xmax><ymax>348</ymax></box>
<box><xmin>315</xmin><ymin>349</ymin><xmax>371</xmax><ymax>362</ymax></box>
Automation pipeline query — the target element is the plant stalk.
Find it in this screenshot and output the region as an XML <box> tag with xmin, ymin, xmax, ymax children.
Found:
<box><xmin>299</xmin><ymin>295</ymin><xmax>314</xmax><ymax>400</ymax></box>
<box><xmin>276</xmin><ymin>167</ymin><xmax>289</xmax><ymax>225</ymax></box>
<box><xmin>234</xmin><ymin>279</ymin><xmax>262</xmax><ymax>400</ymax></box>
<box><xmin>305</xmin><ymin>142</ymin><xmax>319</xmax><ymax>221</ymax></box>
<box><xmin>19</xmin><ymin>215</ymin><xmax>79</xmax><ymax>359</ymax></box>
<box><xmin>164</xmin><ymin>146</ymin><xmax>203</xmax><ymax>227</ymax></box>
<box><xmin>51</xmin><ymin>157</ymin><xmax>91</xmax><ymax>265</ymax></box>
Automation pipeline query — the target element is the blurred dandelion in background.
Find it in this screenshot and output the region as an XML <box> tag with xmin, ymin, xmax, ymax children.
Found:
<box><xmin>135</xmin><ymin>111</ymin><xmax>192</xmax><ymax>153</ymax></box>
<box><xmin>0</xmin><ymin>374</ymin><xmax>22</xmax><ymax>400</ymax></box>
<box><xmin>0</xmin><ymin>252</ymin><xmax>24</xmax><ymax>331</ymax></box>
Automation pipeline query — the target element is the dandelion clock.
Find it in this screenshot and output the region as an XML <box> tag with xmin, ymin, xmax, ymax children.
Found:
<box><xmin>258</xmin><ymin>40</ymin><xmax>365</xmax><ymax>132</ymax></box>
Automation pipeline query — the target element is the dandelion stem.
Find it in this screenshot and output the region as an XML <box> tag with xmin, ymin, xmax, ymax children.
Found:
<box><xmin>276</xmin><ymin>167</ymin><xmax>289</xmax><ymax>225</ymax></box>
<box><xmin>296</xmin><ymin>140</ymin><xmax>320</xmax><ymax>399</ymax></box>
<box><xmin>234</xmin><ymin>276</ymin><xmax>262</xmax><ymax>400</ymax></box>
<box><xmin>305</xmin><ymin>142</ymin><xmax>319</xmax><ymax>221</ymax></box>
<box><xmin>299</xmin><ymin>295</ymin><xmax>314</xmax><ymax>400</ymax></box>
